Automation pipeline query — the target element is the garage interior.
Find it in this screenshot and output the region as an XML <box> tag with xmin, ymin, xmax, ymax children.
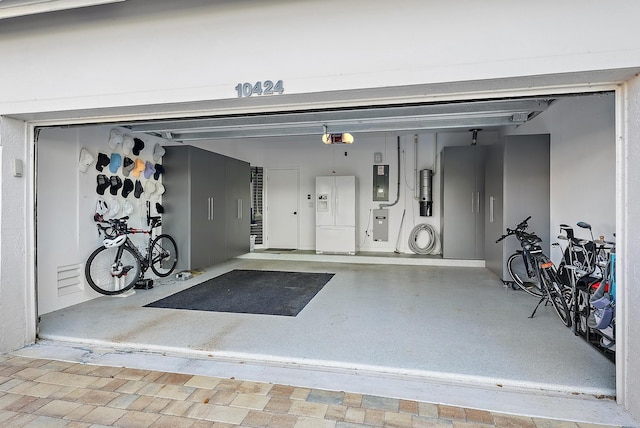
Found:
<box><xmin>31</xmin><ymin>91</ymin><xmax>618</xmax><ymax>418</ymax></box>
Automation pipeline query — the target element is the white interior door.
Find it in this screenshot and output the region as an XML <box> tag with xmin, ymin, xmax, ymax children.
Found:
<box><xmin>266</xmin><ymin>168</ymin><xmax>299</xmax><ymax>249</ymax></box>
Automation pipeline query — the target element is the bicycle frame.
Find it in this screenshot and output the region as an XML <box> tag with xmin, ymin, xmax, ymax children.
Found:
<box><xmin>530</xmin><ymin>255</ymin><xmax>562</xmax><ymax>315</ymax></box>
<box><xmin>516</xmin><ymin>248</ymin><xmax>537</xmax><ymax>285</ymax></box>
<box><xmin>123</xmin><ymin>227</ymin><xmax>155</xmax><ymax>274</ymax></box>
<box><xmin>498</xmin><ymin>217</ymin><xmax>571</xmax><ymax>327</ymax></box>
<box><xmin>96</xmin><ymin>214</ymin><xmax>162</xmax><ymax>280</ymax></box>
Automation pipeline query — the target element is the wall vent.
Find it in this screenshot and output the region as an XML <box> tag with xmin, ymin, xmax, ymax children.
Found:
<box><xmin>57</xmin><ymin>263</ymin><xmax>84</xmax><ymax>296</ymax></box>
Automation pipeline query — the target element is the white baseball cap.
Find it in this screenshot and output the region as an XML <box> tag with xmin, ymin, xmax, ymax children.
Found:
<box><xmin>108</xmin><ymin>129</ymin><xmax>123</xmax><ymax>150</ymax></box>
<box><xmin>122</xmin><ymin>199</ymin><xmax>134</xmax><ymax>215</ymax></box>
<box><xmin>78</xmin><ymin>148</ymin><xmax>95</xmax><ymax>173</ymax></box>
<box><xmin>153</xmin><ymin>143</ymin><xmax>166</xmax><ymax>162</ymax></box>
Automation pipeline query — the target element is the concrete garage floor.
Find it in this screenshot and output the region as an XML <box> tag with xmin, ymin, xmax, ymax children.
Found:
<box><xmin>29</xmin><ymin>255</ymin><xmax>624</xmax><ymax>424</ymax></box>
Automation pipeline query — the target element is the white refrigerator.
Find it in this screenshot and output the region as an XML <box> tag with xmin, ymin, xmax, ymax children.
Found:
<box><xmin>315</xmin><ymin>175</ymin><xmax>357</xmax><ymax>254</ymax></box>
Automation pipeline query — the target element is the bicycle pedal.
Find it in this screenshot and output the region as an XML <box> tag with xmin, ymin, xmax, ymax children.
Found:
<box><xmin>114</xmin><ymin>266</ymin><xmax>134</xmax><ymax>278</ymax></box>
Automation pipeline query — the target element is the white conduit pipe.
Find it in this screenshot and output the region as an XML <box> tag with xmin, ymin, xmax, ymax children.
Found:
<box><xmin>408</xmin><ymin>223</ymin><xmax>439</xmax><ymax>255</ymax></box>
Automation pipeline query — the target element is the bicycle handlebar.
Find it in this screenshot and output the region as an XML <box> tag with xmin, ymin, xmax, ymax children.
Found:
<box><xmin>496</xmin><ymin>216</ymin><xmax>533</xmax><ymax>243</ymax></box>
<box><xmin>517</xmin><ymin>216</ymin><xmax>532</xmax><ymax>230</ymax></box>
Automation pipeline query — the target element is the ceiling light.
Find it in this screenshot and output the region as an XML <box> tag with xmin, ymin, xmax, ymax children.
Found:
<box><xmin>322</xmin><ymin>125</ymin><xmax>353</xmax><ymax>144</ymax></box>
<box><xmin>322</xmin><ymin>133</ymin><xmax>354</xmax><ymax>145</ymax></box>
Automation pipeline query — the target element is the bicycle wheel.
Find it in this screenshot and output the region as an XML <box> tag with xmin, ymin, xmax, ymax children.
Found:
<box><xmin>541</xmin><ymin>269</ymin><xmax>572</xmax><ymax>327</ymax></box>
<box><xmin>507</xmin><ymin>253</ymin><xmax>543</xmax><ymax>298</ymax></box>
<box><xmin>150</xmin><ymin>234</ymin><xmax>178</xmax><ymax>277</ymax></box>
<box><xmin>85</xmin><ymin>246</ymin><xmax>141</xmax><ymax>295</ymax></box>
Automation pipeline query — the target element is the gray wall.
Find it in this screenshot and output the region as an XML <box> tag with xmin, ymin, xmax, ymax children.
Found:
<box><xmin>506</xmin><ymin>93</ymin><xmax>616</xmax><ymax>264</ymax></box>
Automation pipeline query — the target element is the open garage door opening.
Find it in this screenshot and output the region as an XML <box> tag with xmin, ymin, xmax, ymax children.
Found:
<box><xmin>31</xmin><ymin>91</ymin><xmax>618</xmax><ymax>409</ymax></box>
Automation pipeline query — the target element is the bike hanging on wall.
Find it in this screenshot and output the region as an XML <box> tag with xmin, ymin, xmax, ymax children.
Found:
<box><xmin>85</xmin><ymin>203</ymin><xmax>178</xmax><ymax>295</ymax></box>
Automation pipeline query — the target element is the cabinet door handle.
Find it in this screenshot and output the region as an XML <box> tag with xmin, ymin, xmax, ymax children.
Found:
<box><xmin>476</xmin><ymin>192</ymin><xmax>480</xmax><ymax>214</ymax></box>
<box><xmin>489</xmin><ymin>196</ymin><xmax>494</xmax><ymax>222</ymax></box>
<box><xmin>211</xmin><ymin>197</ymin><xmax>214</xmax><ymax>221</ymax></box>
<box><xmin>207</xmin><ymin>197</ymin><xmax>211</xmax><ymax>220</ymax></box>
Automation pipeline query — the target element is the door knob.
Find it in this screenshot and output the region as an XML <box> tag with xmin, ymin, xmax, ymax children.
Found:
<box><xmin>293</xmin><ymin>211</ymin><xmax>297</xmax><ymax>215</ymax></box>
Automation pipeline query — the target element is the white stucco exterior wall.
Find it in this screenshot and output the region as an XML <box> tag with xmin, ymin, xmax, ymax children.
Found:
<box><xmin>620</xmin><ymin>74</ymin><xmax>640</xmax><ymax>418</ymax></box>
<box><xmin>1</xmin><ymin>0</ymin><xmax>640</xmax><ymax>115</ymax></box>
<box><xmin>0</xmin><ymin>117</ymin><xmax>34</xmax><ymax>352</ymax></box>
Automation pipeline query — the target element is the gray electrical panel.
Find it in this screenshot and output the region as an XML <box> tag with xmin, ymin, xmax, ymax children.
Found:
<box><xmin>373</xmin><ymin>165</ymin><xmax>389</xmax><ymax>201</ymax></box>
<box><xmin>373</xmin><ymin>209</ymin><xmax>389</xmax><ymax>241</ymax></box>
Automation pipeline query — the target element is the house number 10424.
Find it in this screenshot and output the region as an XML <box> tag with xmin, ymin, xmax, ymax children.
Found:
<box><xmin>235</xmin><ymin>80</ymin><xmax>284</xmax><ymax>98</ymax></box>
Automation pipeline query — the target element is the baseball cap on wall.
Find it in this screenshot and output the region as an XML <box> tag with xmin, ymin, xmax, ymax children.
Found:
<box><xmin>78</xmin><ymin>148</ymin><xmax>95</xmax><ymax>173</ymax></box>
<box><xmin>132</xmin><ymin>138</ymin><xmax>145</xmax><ymax>156</ymax></box>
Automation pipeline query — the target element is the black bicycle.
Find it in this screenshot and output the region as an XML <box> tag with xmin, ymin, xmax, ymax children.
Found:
<box><xmin>85</xmin><ymin>211</ymin><xmax>178</xmax><ymax>295</ymax></box>
<box><xmin>501</xmin><ymin>217</ymin><xmax>543</xmax><ymax>297</ymax></box>
<box><xmin>497</xmin><ymin>217</ymin><xmax>571</xmax><ymax>327</ymax></box>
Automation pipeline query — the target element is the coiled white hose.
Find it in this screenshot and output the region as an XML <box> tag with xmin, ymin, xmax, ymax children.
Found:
<box><xmin>408</xmin><ymin>223</ymin><xmax>439</xmax><ymax>255</ymax></box>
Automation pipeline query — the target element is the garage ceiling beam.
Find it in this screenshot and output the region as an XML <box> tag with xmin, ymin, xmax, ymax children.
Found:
<box><xmin>161</xmin><ymin>116</ymin><xmax>529</xmax><ymax>141</ymax></box>
<box><xmin>125</xmin><ymin>98</ymin><xmax>552</xmax><ymax>141</ymax></box>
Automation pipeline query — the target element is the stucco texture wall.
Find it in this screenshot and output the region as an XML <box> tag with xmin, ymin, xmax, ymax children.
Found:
<box><xmin>1</xmin><ymin>0</ymin><xmax>640</xmax><ymax>115</ymax></box>
<box><xmin>622</xmin><ymin>74</ymin><xmax>640</xmax><ymax>418</ymax></box>
<box><xmin>0</xmin><ymin>117</ymin><xmax>31</xmax><ymax>352</ymax></box>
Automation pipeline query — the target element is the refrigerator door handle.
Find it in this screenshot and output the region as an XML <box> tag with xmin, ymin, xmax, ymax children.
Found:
<box><xmin>207</xmin><ymin>197</ymin><xmax>211</xmax><ymax>220</ymax></box>
<box><xmin>334</xmin><ymin>186</ymin><xmax>338</xmax><ymax>220</ymax></box>
<box><xmin>237</xmin><ymin>199</ymin><xmax>242</xmax><ymax>219</ymax></box>
<box><xmin>476</xmin><ymin>192</ymin><xmax>480</xmax><ymax>213</ymax></box>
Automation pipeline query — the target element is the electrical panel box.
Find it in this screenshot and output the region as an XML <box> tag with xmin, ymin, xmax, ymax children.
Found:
<box><xmin>373</xmin><ymin>165</ymin><xmax>389</xmax><ymax>201</ymax></box>
<box><xmin>373</xmin><ymin>209</ymin><xmax>389</xmax><ymax>241</ymax></box>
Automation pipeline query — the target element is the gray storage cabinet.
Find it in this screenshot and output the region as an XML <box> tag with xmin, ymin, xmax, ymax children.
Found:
<box><xmin>441</xmin><ymin>146</ymin><xmax>486</xmax><ymax>259</ymax></box>
<box><xmin>162</xmin><ymin>146</ymin><xmax>250</xmax><ymax>270</ymax></box>
<box><xmin>484</xmin><ymin>134</ymin><xmax>550</xmax><ymax>280</ymax></box>
<box><xmin>225</xmin><ymin>156</ymin><xmax>251</xmax><ymax>259</ymax></box>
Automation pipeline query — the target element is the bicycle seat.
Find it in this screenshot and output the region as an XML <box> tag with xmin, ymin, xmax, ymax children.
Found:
<box><xmin>527</xmin><ymin>236</ymin><xmax>543</xmax><ymax>245</ymax></box>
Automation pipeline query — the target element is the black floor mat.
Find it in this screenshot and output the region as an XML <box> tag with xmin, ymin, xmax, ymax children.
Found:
<box><xmin>144</xmin><ymin>269</ymin><xmax>334</xmax><ymax>316</ymax></box>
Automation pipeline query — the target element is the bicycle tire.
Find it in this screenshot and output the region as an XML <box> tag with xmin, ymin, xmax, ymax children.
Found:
<box><xmin>85</xmin><ymin>245</ymin><xmax>141</xmax><ymax>295</ymax></box>
<box><xmin>150</xmin><ymin>234</ymin><xmax>178</xmax><ymax>277</ymax></box>
<box><xmin>541</xmin><ymin>268</ymin><xmax>572</xmax><ymax>327</ymax></box>
<box><xmin>507</xmin><ymin>253</ymin><xmax>543</xmax><ymax>298</ymax></box>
